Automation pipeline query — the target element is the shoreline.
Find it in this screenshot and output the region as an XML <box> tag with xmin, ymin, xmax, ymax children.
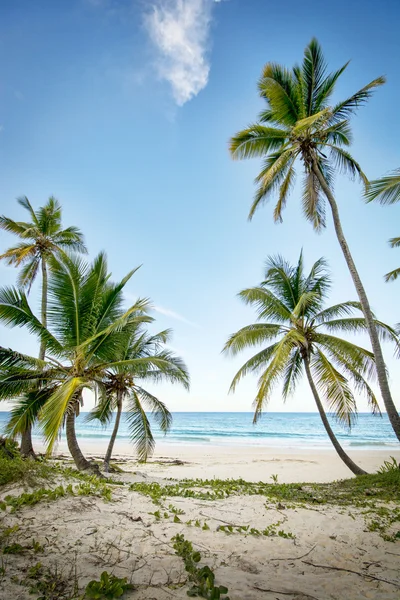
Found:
<box><xmin>35</xmin><ymin>438</ymin><xmax>400</xmax><ymax>483</ymax></box>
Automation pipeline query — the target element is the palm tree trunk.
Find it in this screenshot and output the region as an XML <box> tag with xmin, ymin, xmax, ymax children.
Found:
<box><xmin>104</xmin><ymin>392</ymin><xmax>123</xmax><ymax>472</ymax></box>
<box><xmin>20</xmin><ymin>426</ymin><xmax>35</xmax><ymax>458</ymax></box>
<box><xmin>66</xmin><ymin>404</ymin><xmax>92</xmax><ymax>471</ymax></box>
<box><xmin>304</xmin><ymin>355</ymin><xmax>367</xmax><ymax>476</ymax></box>
<box><xmin>312</xmin><ymin>160</ymin><xmax>400</xmax><ymax>442</ymax></box>
<box><xmin>20</xmin><ymin>261</ymin><xmax>48</xmax><ymax>458</ymax></box>
<box><xmin>39</xmin><ymin>259</ymin><xmax>48</xmax><ymax>361</ymax></box>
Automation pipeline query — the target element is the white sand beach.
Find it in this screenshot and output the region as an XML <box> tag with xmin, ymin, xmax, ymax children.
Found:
<box><xmin>37</xmin><ymin>438</ymin><xmax>400</xmax><ymax>483</ymax></box>
<box><xmin>1</xmin><ymin>443</ymin><xmax>400</xmax><ymax>600</ymax></box>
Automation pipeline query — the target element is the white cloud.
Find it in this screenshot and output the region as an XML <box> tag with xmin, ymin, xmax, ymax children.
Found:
<box><xmin>144</xmin><ymin>0</ymin><xmax>221</xmax><ymax>106</ymax></box>
<box><xmin>154</xmin><ymin>305</ymin><xmax>200</xmax><ymax>328</ymax></box>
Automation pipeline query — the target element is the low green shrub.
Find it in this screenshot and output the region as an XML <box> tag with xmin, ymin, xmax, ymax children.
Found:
<box><xmin>172</xmin><ymin>534</ymin><xmax>230</xmax><ymax>599</ymax></box>
<box><xmin>85</xmin><ymin>571</ymin><xmax>134</xmax><ymax>599</ymax></box>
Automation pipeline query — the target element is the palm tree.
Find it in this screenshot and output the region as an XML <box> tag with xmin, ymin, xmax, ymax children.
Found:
<box><xmin>223</xmin><ymin>253</ymin><xmax>399</xmax><ymax>475</ymax></box>
<box><xmin>229</xmin><ymin>38</ymin><xmax>400</xmax><ymax>441</ymax></box>
<box><xmin>87</xmin><ymin>324</ymin><xmax>189</xmax><ymax>471</ymax></box>
<box><xmin>365</xmin><ymin>168</ymin><xmax>400</xmax><ymax>282</ymax></box>
<box><xmin>0</xmin><ymin>253</ymin><xmax>188</xmax><ymax>471</ymax></box>
<box><xmin>0</xmin><ymin>196</ymin><xmax>87</xmax><ymax>456</ymax></box>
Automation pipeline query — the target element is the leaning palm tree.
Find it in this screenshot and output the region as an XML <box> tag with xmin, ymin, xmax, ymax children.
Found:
<box><xmin>223</xmin><ymin>253</ymin><xmax>399</xmax><ymax>475</ymax></box>
<box><xmin>87</xmin><ymin>324</ymin><xmax>189</xmax><ymax>471</ymax></box>
<box><xmin>0</xmin><ymin>253</ymin><xmax>188</xmax><ymax>471</ymax></box>
<box><xmin>0</xmin><ymin>196</ymin><xmax>87</xmax><ymax>456</ymax></box>
<box><xmin>365</xmin><ymin>168</ymin><xmax>400</xmax><ymax>282</ymax></box>
<box><xmin>229</xmin><ymin>38</ymin><xmax>400</xmax><ymax>441</ymax></box>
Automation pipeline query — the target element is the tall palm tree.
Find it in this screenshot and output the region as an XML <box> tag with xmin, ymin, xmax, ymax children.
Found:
<box><xmin>223</xmin><ymin>253</ymin><xmax>399</xmax><ymax>475</ymax></box>
<box><xmin>0</xmin><ymin>196</ymin><xmax>87</xmax><ymax>456</ymax></box>
<box><xmin>0</xmin><ymin>253</ymin><xmax>189</xmax><ymax>471</ymax></box>
<box><xmin>365</xmin><ymin>168</ymin><xmax>400</xmax><ymax>282</ymax></box>
<box><xmin>229</xmin><ymin>38</ymin><xmax>400</xmax><ymax>441</ymax></box>
<box><xmin>87</xmin><ymin>324</ymin><xmax>189</xmax><ymax>471</ymax></box>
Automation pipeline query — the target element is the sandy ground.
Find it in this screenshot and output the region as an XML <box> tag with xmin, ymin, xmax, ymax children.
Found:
<box><xmin>1</xmin><ymin>443</ymin><xmax>399</xmax><ymax>599</ymax></box>
<box><xmin>37</xmin><ymin>438</ymin><xmax>400</xmax><ymax>483</ymax></box>
<box><xmin>1</xmin><ymin>466</ymin><xmax>400</xmax><ymax>599</ymax></box>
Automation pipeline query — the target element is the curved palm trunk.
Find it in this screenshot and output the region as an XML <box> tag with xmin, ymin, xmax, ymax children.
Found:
<box><xmin>20</xmin><ymin>262</ymin><xmax>49</xmax><ymax>458</ymax></box>
<box><xmin>312</xmin><ymin>161</ymin><xmax>400</xmax><ymax>442</ymax></box>
<box><xmin>104</xmin><ymin>392</ymin><xmax>123</xmax><ymax>472</ymax></box>
<box><xmin>39</xmin><ymin>259</ymin><xmax>48</xmax><ymax>360</ymax></box>
<box><xmin>66</xmin><ymin>404</ymin><xmax>92</xmax><ymax>471</ymax></box>
<box><xmin>304</xmin><ymin>355</ymin><xmax>367</xmax><ymax>476</ymax></box>
<box><xmin>20</xmin><ymin>427</ymin><xmax>35</xmax><ymax>458</ymax></box>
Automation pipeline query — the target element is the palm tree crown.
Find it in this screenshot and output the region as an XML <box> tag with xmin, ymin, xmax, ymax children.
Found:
<box><xmin>0</xmin><ymin>196</ymin><xmax>87</xmax><ymax>289</ymax></box>
<box><xmin>88</xmin><ymin>323</ymin><xmax>189</xmax><ymax>462</ymax></box>
<box><xmin>0</xmin><ymin>253</ymin><xmax>189</xmax><ymax>461</ymax></box>
<box><xmin>230</xmin><ymin>38</ymin><xmax>384</xmax><ymax>227</ymax></box>
<box><xmin>223</xmin><ymin>254</ymin><xmax>397</xmax><ymax>424</ymax></box>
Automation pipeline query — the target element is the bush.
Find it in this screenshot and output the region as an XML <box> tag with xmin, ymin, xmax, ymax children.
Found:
<box><xmin>0</xmin><ymin>440</ymin><xmax>52</xmax><ymax>487</ymax></box>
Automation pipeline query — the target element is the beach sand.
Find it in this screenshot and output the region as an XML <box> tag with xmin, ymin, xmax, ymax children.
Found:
<box><xmin>1</xmin><ymin>442</ymin><xmax>399</xmax><ymax>599</ymax></box>
<box><xmin>37</xmin><ymin>437</ymin><xmax>400</xmax><ymax>483</ymax></box>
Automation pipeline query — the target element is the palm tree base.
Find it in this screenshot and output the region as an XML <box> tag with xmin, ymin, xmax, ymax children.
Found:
<box><xmin>20</xmin><ymin>426</ymin><xmax>36</xmax><ymax>459</ymax></box>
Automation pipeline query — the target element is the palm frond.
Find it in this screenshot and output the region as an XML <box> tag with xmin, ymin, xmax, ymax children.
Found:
<box><xmin>253</xmin><ymin>333</ymin><xmax>298</xmax><ymax>422</ymax></box>
<box><xmin>311</xmin><ymin>348</ymin><xmax>357</xmax><ymax>428</ymax></box>
<box><xmin>385</xmin><ymin>267</ymin><xmax>400</xmax><ymax>283</ymax></box>
<box><xmin>40</xmin><ymin>377</ymin><xmax>84</xmax><ymax>454</ymax></box>
<box><xmin>313</xmin><ymin>301</ymin><xmax>362</xmax><ymax>324</ymax></box>
<box><xmin>85</xmin><ymin>391</ymin><xmax>116</xmax><ymax>426</ymax></box>
<box><xmin>229</xmin><ymin>125</ymin><xmax>288</xmax><ymax>160</ymax></box>
<box><xmin>5</xmin><ymin>387</ymin><xmax>55</xmax><ymax>437</ymax></box>
<box><xmin>223</xmin><ymin>323</ymin><xmax>283</xmax><ymax>356</ymax></box>
<box><xmin>238</xmin><ymin>286</ymin><xmax>292</xmax><ymax>322</ymax></box>
<box><xmin>365</xmin><ymin>168</ymin><xmax>400</xmax><ymax>205</ymax></box>
<box><xmin>273</xmin><ymin>161</ymin><xmax>296</xmax><ymax>223</ymax></box>
<box><xmin>301</xmin><ymin>38</ymin><xmax>327</xmax><ymax>116</ymax></box>
<box><xmin>282</xmin><ymin>348</ymin><xmax>303</xmax><ymax>400</ymax></box>
<box><xmin>327</xmin><ymin>146</ymin><xmax>368</xmax><ymax>187</ymax></box>
<box><xmin>135</xmin><ymin>386</ymin><xmax>172</xmax><ymax>434</ymax></box>
<box><xmin>17</xmin><ymin>257</ymin><xmax>41</xmax><ymax>290</ymax></box>
<box><xmin>17</xmin><ymin>196</ymin><xmax>40</xmax><ymax>226</ymax></box>
<box><xmin>388</xmin><ymin>237</ymin><xmax>400</xmax><ymax>248</ymax></box>
<box><xmin>250</xmin><ymin>148</ymin><xmax>297</xmax><ymax>219</ymax></box>
<box><xmin>125</xmin><ymin>390</ymin><xmax>155</xmax><ymax>462</ymax></box>
<box><xmin>329</xmin><ymin>76</ymin><xmax>386</xmax><ymax>122</ymax></box>
<box><xmin>228</xmin><ymin>343</ymin><xmax>280</xmax><ymax>394</ymax></box>
<box><xmin>0</xmin><ymin>286</ymin><xmax>63</xmax><ymax>356</ymax></box>
<box><xmin>258</xmin><ymin>62</ymin><xmax>300</xmax><ymax>126</ymax></box>
<box><xmin>302</xmin><ymin>169</ymin><xmax>326</xmax><ymax>231</ymax></box>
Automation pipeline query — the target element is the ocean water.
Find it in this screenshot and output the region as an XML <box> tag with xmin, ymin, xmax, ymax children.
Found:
<box><xmin>0</xmin><ymin>411</ymin><xmax>397</xmax><ymax>450</ymax></box>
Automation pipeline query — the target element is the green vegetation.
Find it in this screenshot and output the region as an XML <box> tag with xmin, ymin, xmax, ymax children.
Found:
<box><xmin>229</xmin><ymin>38</ymin><xmax>400</xmax><ymax>441</ymax></box>
<box><xmin>0</xmin><ymin>196</ymin><xmax>87</xmax><ymax>458</ymax></box>
<box><xmin>17</xmin><ymin>561</ymin><xmax>79</xmax><ymax>600</ymax></box>
<box><xmin>217</xmin><ymin>521</ymin><xmax>295</xmax><ymax>539</ymax></box>
<box><xmin>84</xmin><ymin>572</ymin><xmax>134</xmax><ymax>599</ymax></box>
<box><xmin>223</xmin><ymin>252</ymin><xmax>398</xmax><ymax>475</ymax></box>
<box><xmin>131</xmin><ymin>471</ymin><xmax>400</xmax><ymax>505</ymax></box>
<box><xmin>85</xmin><ymin>320</ymin><xmax>189</xmax><ymax>470</ymax></box>
<box><xmin>172</xmin><ymin>534</ymin><xmax>230</xmax><ymax>599</ymax></box>
<box><xmin>0</xmin><ymin>438</ymin><xmax>53</xmax><ymax>486</ymax></box>
<box><xmin>131</xmin><ymin>471</ymin><xmax>400</xmax><ymax>541</ymax></box>
<box><xmin>0</xmin><ymin>250</ymin><xmax>188</xmax><ymax>472</ymax></box>
<box><xmin>366</xmin><ymin>167</ymin><xmax>400</xmax><ymax>282</ymax></box>
<box><xmin>0</xmin><ymin>480</ymin><xmax>112</xmax><ymax>512</ymax></box>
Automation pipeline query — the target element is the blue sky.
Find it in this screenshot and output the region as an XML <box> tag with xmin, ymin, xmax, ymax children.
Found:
<box><xmin>0</xmin><ymin>0</ymin><xmax>399</xmax><ymax>414</ymax></box>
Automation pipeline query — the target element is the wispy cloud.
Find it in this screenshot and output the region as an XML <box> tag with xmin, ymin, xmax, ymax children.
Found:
<box><xmin>154</xmin><ymin>305</ymin><xmax>200</xmax><ymax>328</ymax></box>
<box><xmin>144</xmin><ymin>0</ymin><xmax>222</xmax><ymax>106</ymax></box>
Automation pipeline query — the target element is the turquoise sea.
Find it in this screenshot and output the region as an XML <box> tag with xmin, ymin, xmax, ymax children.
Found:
<box><xmin>0</xmin><ymin>412</ymin><xmax>397</xmax><ymax>450</ymax></box>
